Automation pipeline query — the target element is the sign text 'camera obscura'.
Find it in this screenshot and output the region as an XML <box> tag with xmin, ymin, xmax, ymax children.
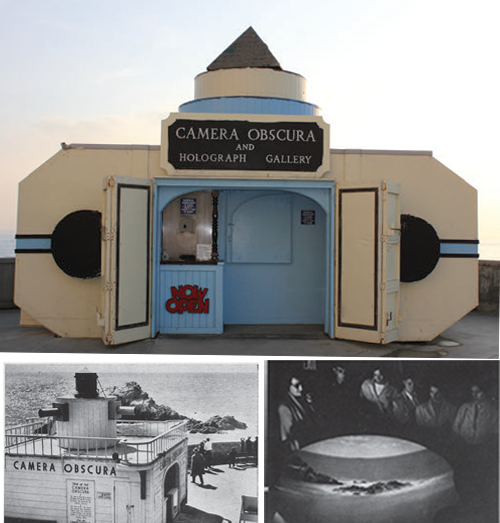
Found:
<box><xmin>167</xmin><ymin>119</ymin><xmax>324</xmax><ymax>172</ymax></box>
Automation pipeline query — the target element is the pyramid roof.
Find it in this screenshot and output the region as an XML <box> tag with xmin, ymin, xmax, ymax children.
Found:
<box><xmin>207</xmin><ymin>27</ymin><xmax>282</xmax><ymax>71</ymax></box>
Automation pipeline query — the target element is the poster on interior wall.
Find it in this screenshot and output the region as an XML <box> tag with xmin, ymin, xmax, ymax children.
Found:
<box><xmin>301</xmin><ymin>210</ymin><xmax>316</xmax><ymax>225</ymax></box>
<box><xmin>180</xmin><ymin>198</ymin><xmax>197</xmax><ymax>214</ymax></box>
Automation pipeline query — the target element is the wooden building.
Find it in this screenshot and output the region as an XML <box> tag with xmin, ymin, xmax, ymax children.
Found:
<box><xmin>15</xmin><ymin>28</ymin><xmax>478</xmax><ymax>345</ymax></box>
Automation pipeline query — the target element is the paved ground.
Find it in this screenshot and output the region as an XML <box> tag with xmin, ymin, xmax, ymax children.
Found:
<box><xmin>179</xmin><ymin>463</ymin><xmax>258</xmax><ymax>523</ymax></box>
<box><xmin>0</xmin><ymin>308</ymin><xmax>497</xmax><ymax>358</ymax></box>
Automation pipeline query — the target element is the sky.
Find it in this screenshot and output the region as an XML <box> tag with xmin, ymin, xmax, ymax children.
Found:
<box><xmin>1</xmin><ymin>0</ymin><xmax>499</xmax><ymax>257</ymax></box>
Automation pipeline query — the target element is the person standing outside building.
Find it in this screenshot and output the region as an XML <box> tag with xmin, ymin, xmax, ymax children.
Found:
<box><xmin>228</xmin><ymin>447</ymin><xmax>237</xmax><ymax>468</ymax></box>
<box><xmin>203</xmin><ymin>437</ymin><xmax>213</xmax><ymax>469</ymax></box>
<box><xmin>191</xmin><ymin>446</ymin><xmax>206</xmax><ymax>485</ymax></box>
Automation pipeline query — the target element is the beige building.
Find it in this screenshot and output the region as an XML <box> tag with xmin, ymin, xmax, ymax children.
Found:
<box><xmin>15</xmin><ymin>27</ymin><xmax>478</xmax><ymax>345</ymax></box>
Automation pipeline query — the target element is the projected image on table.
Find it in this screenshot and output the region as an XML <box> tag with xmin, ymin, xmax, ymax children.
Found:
<box><xmin>266</xmin><ymin>361</ymin><xmax>498</xmax><ymax>523</ymax></box>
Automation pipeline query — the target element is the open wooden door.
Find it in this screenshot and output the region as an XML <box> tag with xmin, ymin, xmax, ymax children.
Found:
<box><xmin>101</xmin><ymin>176</ymin><xmax>153</xmax><ymax>345</ymax></box>
<box><xmin>335</xmin><ymin>181</ymin><xmax>400</xmax><ymax>344</ymax></box>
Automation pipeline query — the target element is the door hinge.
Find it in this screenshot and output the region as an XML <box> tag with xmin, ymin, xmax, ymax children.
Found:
<box><xmin>102</xmin><ymin>226</ymin><xmax>116</xmax><ymax>242</ymax></box>
<box><xmin>103</xmin><ymin>176</ymin><xmax>116</xmax><ymax>191</ymax></box>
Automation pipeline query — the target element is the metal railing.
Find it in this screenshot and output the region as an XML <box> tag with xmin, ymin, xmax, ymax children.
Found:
<box><xmin>5</xmin><ymin>419</ymin><xmax>188</xmax><ymax>465</ymax></box>
<box><xmin>121</xmin><ymin>424</ymin><xmax>187</xmax><ymax>464</ymax></box>
<box><xmin>5</xmin><ymin>420</ymin><xmax>49</xmax><ymax>446</ymax></box>
<box><xmin>116</xmin><ymin>419</ymin><xmax>184</xmax><ymax>438</ymax></box>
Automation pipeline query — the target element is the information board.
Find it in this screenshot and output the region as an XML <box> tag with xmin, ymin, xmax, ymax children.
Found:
<box><xmin>67</xmin><ymin>480</ymin><xmax>95</xmax><ymax>523</ymax></box>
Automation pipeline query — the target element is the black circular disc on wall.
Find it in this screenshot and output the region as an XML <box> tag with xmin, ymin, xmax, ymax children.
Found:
<box><xmin>400</xmin><ymin>214</ymin><xmax>440</xmax><ymax>282</ymax></box>
<box><xmin>51</xmin><ymin>210</ymin><xmax>102</xmax><ymax>279</ymax></box>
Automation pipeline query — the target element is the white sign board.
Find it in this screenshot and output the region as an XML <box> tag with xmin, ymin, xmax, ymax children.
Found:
<box><xmin>67</xmin><ymin>480</ymin><xmax>95</xmax><ymax>523</ymax></box>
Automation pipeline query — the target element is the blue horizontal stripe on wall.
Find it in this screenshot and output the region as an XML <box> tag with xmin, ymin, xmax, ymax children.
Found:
<box><xmin>15</xmin><ymin>237</ymin><xmax>52</xmax><ymax>252</ymax></box>
<box><xmin>440</xmin><ymin>241</ymin><xmax>479</xmax><ymax>257</ymax></box>
<box><xmin>179</xmin><ymin>96</ymin><xmax>320</xmax><ymax>116</ymax></box>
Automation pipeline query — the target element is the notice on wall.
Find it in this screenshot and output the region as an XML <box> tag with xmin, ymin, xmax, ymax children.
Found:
<box><xmin>301</xmin><ymin>210</ymin><xmax>316</xmax><ymax>225</ymax></box>
<box><xmin>197</xmin><ymin>243</ymin><xmax>212</xmax><ymax>261</ymax></box>
<box><xmin>67</xmin><ymin>480</ymin><xmax>95</xmax><ymax>523</ymax></box>
<box><xmin>180</xmin><ymin>197</ymin><xmax>197</xmax><ymax>215</ymax></box>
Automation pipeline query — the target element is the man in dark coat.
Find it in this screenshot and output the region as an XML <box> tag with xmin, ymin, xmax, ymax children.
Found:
<box><xmin>191</xmin><ymin>446</ymin><xmax>205</xmax><ymax>485</ymax></box>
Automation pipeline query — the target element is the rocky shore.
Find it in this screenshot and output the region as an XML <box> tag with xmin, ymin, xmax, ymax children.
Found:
<box><xmin>106</xmin><ymin>381</ymin><xmax>248</xmax><ymax>434</ymax></box>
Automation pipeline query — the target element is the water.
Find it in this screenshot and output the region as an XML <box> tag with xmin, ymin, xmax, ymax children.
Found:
<box><xmin>0</xmin><ymin>232</ymin><xmax>15</xmax><ymax>258</ymax></box>
<box><xmin>4</xmin><ymin>365</ymin><xmax>259</xmax><ymax>434</ymax></box>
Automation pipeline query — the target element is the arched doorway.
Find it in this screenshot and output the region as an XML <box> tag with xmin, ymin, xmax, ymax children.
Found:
<box><xmin>155</xmin><ymin>179</ymin><xmax>335</xmax><ymax>336</ymax></box>
<box><xmin>164</xmin><ymin>463</ymin><xmax>180</xmax><ymax>523</ymax></box>
<box><xmin>224</xmin><ymin>190</ymin><xmax>327</xmax><ymax>325</ymax></box>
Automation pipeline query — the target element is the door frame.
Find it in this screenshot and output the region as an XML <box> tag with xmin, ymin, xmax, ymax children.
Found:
<box><xmin>153</xmin><ymin>178</ymin><xmax>335</xmax><ymax>337</ymax></box>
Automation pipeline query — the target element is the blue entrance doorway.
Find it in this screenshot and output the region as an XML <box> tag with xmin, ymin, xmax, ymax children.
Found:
<box><xmin>223</xmin><ymin>191</ymin><xmax>326</xmax><ymax>325</ymax></box>
<box><xmin>154</xmin><ymin>179</ymin><xmax>334</xmax><ymax>337</ymax></box>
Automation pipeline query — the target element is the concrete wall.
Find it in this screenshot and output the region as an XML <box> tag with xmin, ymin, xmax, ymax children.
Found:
<box><xmin>1</xmin><ymin>257</ymin><xmax>498</xmax><ymax>313</ymax></box>
<box><xmin>478</xmin><ymin>260</ymin><xmax>500</xmax><ymax>312</ymax></box>
<box><xmin>188</xmin><ymin>440</ymin><xmax>257</xmax><ymax>466</ymax></box>
<box><xmin>0</xmin><ymin>258</ymin><xmax>15</xmax><ymax>309</ymax></box>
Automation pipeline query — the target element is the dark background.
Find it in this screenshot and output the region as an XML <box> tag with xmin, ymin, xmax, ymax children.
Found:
<box><xmin>266</xmin><ymin>360</ymin><xmax>499</xmax><ymax>523</ymax></box>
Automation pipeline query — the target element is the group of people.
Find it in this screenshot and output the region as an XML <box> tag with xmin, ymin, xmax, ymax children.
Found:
<box><xmin>359</xmin><ymin>368</ymin><xmax>498</xmax><ymax>453</ymax></box>
<box><xmin>272</xmin><ymin>363</ymin><xmax>498</xmax><ymax>518</ymax></box>
<box><xmin>277</xmin><ymin>365</ymin><xmax>498</xmax><ymax>460</ymax></box>
<box><xmin>190</xmin><ymin>435</ymin><xmax>259</xmax><ymax>484</ymax></box>
<box><xmin>240</xmin><ymin>436</ymin><xmax>258</xmax><ymax>455</ymax></box>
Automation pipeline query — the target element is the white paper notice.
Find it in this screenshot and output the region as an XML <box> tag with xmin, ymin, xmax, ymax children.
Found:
<box><xmin>197</xmin><ymin>244</ymin><xmax>212</xmax><ymax>261</ymax></box>
<box><xmin>67</xmin><ymin>480</ymin><xmax>95</xmax><ymax>523</ymax></box>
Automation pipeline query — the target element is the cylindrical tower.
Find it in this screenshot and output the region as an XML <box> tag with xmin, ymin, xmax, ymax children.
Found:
<box><xmin>39</xmin><ymin>369</ymin><xmax>119</xmax><ymax>449</ymax></box>
<box><xmin>55</xmin><ymin>396</ymin><xmax>117</xmax><ymax>449</ymax></box>
<box><xmin>179</xmin><ymin>27</ymin><xmax>320</xmax><ymax>116</ymax></box>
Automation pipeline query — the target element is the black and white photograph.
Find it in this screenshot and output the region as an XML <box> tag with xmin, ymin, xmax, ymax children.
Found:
<box><xmin>266</xmin><ymin>360</ymin><xmax>499</xmax><ymax>523</ymax></box>
<box><xmin>3</xmin><ymin>362</ymin><xmax>258</xmax><ymax>523</ymax></box>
